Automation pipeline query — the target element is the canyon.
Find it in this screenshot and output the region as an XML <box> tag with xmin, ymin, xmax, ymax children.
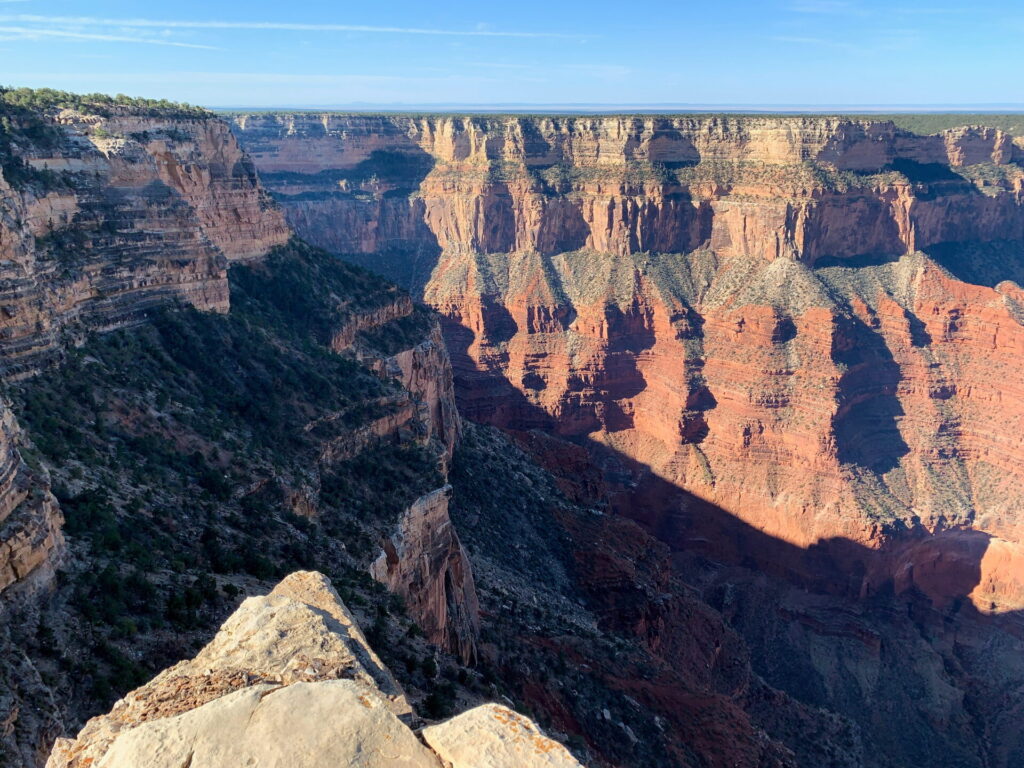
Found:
<box><xmin>0</xmin><ymin>99</ymin><xmax>290</xmax><ymax>601</ymax></box>
<box><xmin>230</xmin><ymin>112</ymin><xmax>1024</xmax><ymax>766</ymax></box>
<box><xmin>1</xmin><ymin>90</ymin><xmax>1024</xmax><ymax>768</ymax></box>
<box><xmin>0</xmin><ymin>93</ymin><xmax>487</xmax><ymax>766</ymax></box>
<box><xmin>231</xmin><ymin>113</ymin><xmax>1024</xmax><ymax>611</ymax></box>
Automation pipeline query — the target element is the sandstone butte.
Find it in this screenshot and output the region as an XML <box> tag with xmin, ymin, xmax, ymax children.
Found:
<box><xmin>45</xmin><ymin>571</ymin><xmax>584</xmax><ymax>768</ymax></box>
<box><xmin>231</xmin><ymin>113</ymin><xmax>1024</xmax><ymax>614</ymax></box>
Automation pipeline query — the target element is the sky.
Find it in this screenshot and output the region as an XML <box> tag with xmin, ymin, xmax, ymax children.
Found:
<box><xmin>1</xmin><ymin>0</ymin><xmax>1022</xmax><ymax>109</ymax></box>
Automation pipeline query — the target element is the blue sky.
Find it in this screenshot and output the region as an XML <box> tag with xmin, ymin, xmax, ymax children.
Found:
<box><xmin>1</xmin><ymin>0</ymin><xmax>1021</xmax><ymax>108</ymax></box>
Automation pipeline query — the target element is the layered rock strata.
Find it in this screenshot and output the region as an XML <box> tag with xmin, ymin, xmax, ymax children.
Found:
<box><xmin>4</xmin><ymin>108</ymin><xmax>289</xmax><ymax>372</ymax></box>
<box><xmin>0</xmin><ymin>405</ymin><xmax>61</xmax><ymax>596</ymax></box>
<box><xmin>260</xmin><ymin>245</ymin><xmax>473</xmax><ymax>656</ymax></box>
<box><xmin>232</xmin><ymin>114</ymin><xmax>1024</xmax><ymax>271</ymax></box>
<box><xmin>46</xmin><ymin>571</ymin><xmax>581</xmax><ymax>768</ymax></box>
<box><xmin>0</xmin><ymin>105</ymin><xmax>290</xmax><ymax>599</ymax></box>
<box><xmin>232</xmin><ymin>114</ymin><xmax>1024</xmax><ymax>612</ymax></box>
<box><xmin>0</xmin><ymin>103</ymin><xmax>477</xmax><ymax>673</ymax></box>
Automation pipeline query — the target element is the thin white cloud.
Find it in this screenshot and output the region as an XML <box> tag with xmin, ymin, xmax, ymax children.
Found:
<box><xmin>788</xmin><ymin>1</ymin><xmax>969</xmax><ymax>18</ymax></box>
<box><xmin>0</xmin><ymin>14</ymin><xmax>579</xmax><ymax>38</ymax></box>
<box><xmin>788</xmin><ymin>0</ymin><xmax>857</xmax><ymax>12</ymax></box>
<box><xmin>773</xmin><ymin>35</ymin><xmax>859</xmax><ymax>51</ymax></box>
<box><xmin>17</xmin><ymin>71</ymin><xmax>528</xmax><ymax>86</ymax></box>
<box><xmin>0</xmin><ymin>25</ymin><xmax>218</xmax><ymax>48</ymax></box>
<box><xmin>773</xmin><ymin>31</ymin><xmax>922</xmax><ymax>54</ymax></box>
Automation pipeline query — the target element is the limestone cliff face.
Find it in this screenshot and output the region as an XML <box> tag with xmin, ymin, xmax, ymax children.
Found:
<box><xmin>327</xmin><ymin>299</ymin><xmax>473</xmax><ymax>656</ymax></box>
<box><xmin>365</xmin><ymin>323</ymin><xmax>461</xmax><ymax>465</ymax></box>
<box><xmin>3</xmin><ymin>109</ymin><xmax>290</xmax><ymax>372</ymax></box>
<box><xmin>46</xmin><ymin>571</ymin><xmax>580</xmax><ymax>768</ymax></box>
<box><xmin>334</xmin><ymin>299</ymin><xmax>461</xmax><ymax>463</ymax></box>
<box><xmin>233</xmin><ymin>114</ymin><xmax>1024</xmax><ymax>613</ymax></box>
<box><xmin>233</xmin><ymin>114</ymin><xmax>1023</xmax><ymax>270</ymax></box>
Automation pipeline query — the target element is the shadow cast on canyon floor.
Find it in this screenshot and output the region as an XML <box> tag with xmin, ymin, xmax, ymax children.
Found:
<box><xmin>451</xmin><ymin>358</ymin><xmax>1024</xmax><ymax>763</ymax></box>
<box><xmin>830</xmin><ymin>314</ymin><xmax>910</xmax><ymax>474</ymax></box>
<box><xmin>468</xmin><ymin>389</ymin><xmax>1024</xmax><ymax>761</ymax></box>
<box><xmin>814</xmin><ymin>239</ymin><xmax>1024</xmax><ymax>291</ymax></box>
<box><xmin>442</xmin><ymin>316</ymin><xmax>1014</xmax><ymax>625</ymax></box>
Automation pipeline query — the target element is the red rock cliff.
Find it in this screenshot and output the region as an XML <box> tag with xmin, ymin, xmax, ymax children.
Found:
<box><xmin>233</xmin><ymin>114</ymin><xmax>1024</xmax><ymax>613</ymax></box>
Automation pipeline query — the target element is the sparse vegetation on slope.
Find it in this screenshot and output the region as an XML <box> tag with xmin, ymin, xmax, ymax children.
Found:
<box><xmin>2</xmin><ymin>242</ymin><xmax>452</xmax><ymax>747</ymax></box>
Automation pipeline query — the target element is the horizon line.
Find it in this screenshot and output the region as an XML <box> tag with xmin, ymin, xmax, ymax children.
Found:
<box><xmin>213</xmin><ymin>102</ymin><xmax>1024</xmax><ymax>114</ymax></box>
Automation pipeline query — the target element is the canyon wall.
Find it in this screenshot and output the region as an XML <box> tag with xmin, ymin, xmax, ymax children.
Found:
<box><xmin>232</xmin><ymin>113</ymin><xmax>1024</xmax><ymax>613</ymax></box>
<box><xmin>0</xmin><ymin>105</ymin><xmax>288</xmax><ymax>601</ymax></box>
<box><xmin>0</xmin><ymin>103</ymin><xmax>475</xmax><ymax>666</ymax></box>
<box><xmin>0</xmin><ymin>97</ymin><xmax>480</xmax><ymax>766</ymax></box>
<box><xmin>315</xmin><ymin>266</ymin><xmax>474</xmax><ymax>658</ymax></box>
<box><xmin>0</xmin><ymin>98</ymin><xmax>1018</xmax><ymax>767</ymax></box>
<box><xmin>232</xmin><ymin>113</ymin><xmax>1023</xmax><ymax>271</ymax></box>
<box><xmin>2</xmin><ymin>108</ymin><xmax>290</xmax><ymax>372</ymax></box>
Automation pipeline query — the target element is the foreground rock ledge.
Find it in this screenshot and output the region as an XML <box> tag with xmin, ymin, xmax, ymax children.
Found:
<box><xmin>45</xmin><ymin>571</ymin><xmax>583</xmax><ymax>768</ymax></box>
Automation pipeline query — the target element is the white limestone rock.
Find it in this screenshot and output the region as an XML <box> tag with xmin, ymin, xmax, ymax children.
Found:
<box><xmin>422</xmin><ymin>702</ymin><xmax>585</xmax><ymax>768</ymax></box>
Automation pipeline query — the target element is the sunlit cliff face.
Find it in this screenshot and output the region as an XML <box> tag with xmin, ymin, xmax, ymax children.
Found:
<box><xmin>234</xmin><ymin>114</ymin><xmax>1024</xmax><ymax>613</ymax></box>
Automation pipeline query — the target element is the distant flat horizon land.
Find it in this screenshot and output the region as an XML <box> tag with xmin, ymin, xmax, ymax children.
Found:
<box><xmin>217</xmin><ymin>105</ymin><xmax>1024</xmax><ymax>135</ymax></box>
<box><xmin>215</xmin><ymin>102</ymin><xmax>1024</xmax><ymax>113</ymax></box>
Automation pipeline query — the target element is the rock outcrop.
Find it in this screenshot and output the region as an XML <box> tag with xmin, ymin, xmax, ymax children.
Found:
<box><xmin>46</xmin><ymin>571</ymin><xmax>581</xmax><ymax>768</ymax></box>
<box><xmin>232</xmin><ymin>114</ymin><xmax>1024</xmax><ymax>613</ymax></box>
<box><xmin>336</xmin><ymin>297</ymin><xmax>462</xmax><ymax>463</ymax></box>
<box><xmin>246</xmin><ymin>243</ymin><xmax>473</xmax><ymax>652</ymax></box>
<box><xmin>365</xmin><ymin>323</ymin><xmax>462</xmax><ymax>464</ymax></box>
<box><xmin>422</xmin><ymin>703</ymin><xmax>584</xmax><ymax>768</ymax></box>
<box><xmin>371</xmin><ymin>486</ymin><xmax>480</xmax><ymax>663</ymax></box>
<box><xmin>0</xmin><ymin>404</ymin><xmax>62</xmax><ymax>596</ymax></box>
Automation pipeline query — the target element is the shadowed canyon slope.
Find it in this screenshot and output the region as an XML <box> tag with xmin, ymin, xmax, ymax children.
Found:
<box><xmin>0</xmin><ymin>100</ymin><xmax>290</xmax><ymax>597</ymax></box>
<box><xmin>0</xmin><ymin>95</ymin><xmax>482</xmax><ymax>767</ymax></box>
<box><xmin>232</xmin><ymin>113</ymin><xmax>1024</xmax><ymax>613</ymax></box>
